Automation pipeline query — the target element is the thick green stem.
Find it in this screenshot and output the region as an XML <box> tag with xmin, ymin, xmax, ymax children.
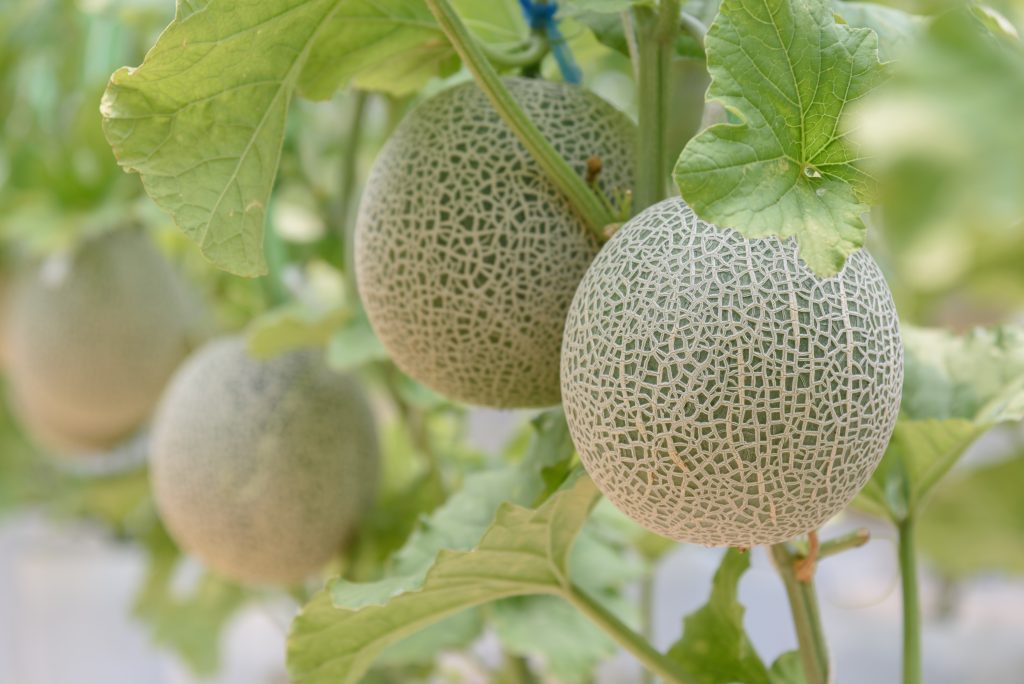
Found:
<box><xmin>898</xmin><ymin>517</ymin><xmax>922</xmax><ymax>684</ymax></box>
<box><xmin>633</xmin><ymin>0</ymin><xmax>679</xmax><ymax>211</ymax></box>
<box><xmin>565</xmin><ymin>584</ymin><xmax>698</xmax><ymax>684</ymax></box>
<box><xmin>424</xmin><ymin>0</ymin><xmax>614</xmax><ymax>237</ymax></box>
<box><xmin>771</xmin><ymin>544</ymin><xmax>830</xmax><ymax>684</ymax></box>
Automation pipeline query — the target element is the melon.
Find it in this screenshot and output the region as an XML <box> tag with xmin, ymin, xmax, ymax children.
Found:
<box><xmin>150</xmin><ymin>337</ymin><xmax>378</xmax><ymax>585</ymax></box>
<box><xmin>561</xmin><ymin>198</ymin><xmax>903</xmax><ymax>547</ymax></box>
<box><xmin>356</xmin><ymin>77</ymin><xmax>636</xmax><ymax>408</ymax></box>
<box><xmin>5</xmin><ymin>228</ymin><xmax>198</xmax><ymax>453</ymax></box>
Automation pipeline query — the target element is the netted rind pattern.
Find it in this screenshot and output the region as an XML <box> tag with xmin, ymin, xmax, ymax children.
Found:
<box><xmin>151</xmin><ymin>338</ymin><xmax>379</xmax><ymax>585</ymax></box>
<box><xmin>356</xmin><ymin>78</ymin><xmax>636</xmax><ymax>408</ymax></box>
<box><xmin>561</xmin><ymin>198</ymin><xmax>902</xmax><ymax>546</ymax></box>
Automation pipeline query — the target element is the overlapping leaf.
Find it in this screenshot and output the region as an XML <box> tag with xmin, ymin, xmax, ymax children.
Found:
<box><xmin>674</xmin><ymin>0</ymin><xmax>886</xmax><ymax>276</ymax></box>
<box><xmin>101</xmin><ymin>0</ymin><xmax>525</xmax><ymax>276</ymax></box>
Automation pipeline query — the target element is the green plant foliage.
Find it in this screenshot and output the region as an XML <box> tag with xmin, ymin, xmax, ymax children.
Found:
<box><xmin>674</xmin><ymin>0</ymin><xmax>886</xmax><ymax>276</ymax></box>
<box><xmin>133</xmin><ymin>519</ymin><xmax>250</xmax><ymax>675</ymax></box>
<box><xmin>833</xmin><ymin>2</ymin><xmax>924</xmax><ymax>60</ymax></box>
<box><xmin>287</xmin><ymin>471</ymin><xmax>600</xmax><ymax>683</ymax></box>
<box><xmin>860</xmin><ymin>325</ymin><xmax>1024</xmax><ymax>521</ymax></box>
<box><xmin>668</xmin><ymin>549</ymin><xmax>803</xmax><ymax>684</ymax></box>
<box><xmin>918</xmin><ymin>452</ymin><xmax>1024</xmax><ymax>578</ymax></box>
<box><xmin>99</xmin><ymin>0</ymin><xmax>527</xmax><ymax>276</ymax></box>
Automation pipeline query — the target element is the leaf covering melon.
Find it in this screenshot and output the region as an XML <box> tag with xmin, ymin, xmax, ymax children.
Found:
<box><xmin>561</xmin><ymin>198</ymin><xmax>903</xmax><ymax>547</ymax></box>
<box><xmin>356</xmin><ymin>77</ymin><xmax>636</xmax><ymax>408</ymax></box>
<box><xmin>150</xmin><ymin>337</ymin><xmax>378</xmax><ymax>585</ymax></box>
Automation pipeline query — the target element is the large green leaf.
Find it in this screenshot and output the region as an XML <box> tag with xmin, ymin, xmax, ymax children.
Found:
<box><xmin>859</xmin><ymin>326</ymin><xmax>1024</xmax><ymax>521</ymax></box>
<box><xmin>100</xmin><ymin>0</ymin><xmax>525</xmax><ymax>276</ymax></box>
<box><xmin>674</xmin><ymin>0</ymin><xmax>886</xmax><ymax>276</ymax></box>
<box><xmin>286</xmin><ymin>472</ymin><xmax>601</xmax><ymax>684</ymax></box>
<box><xmin>667</xmin><ymin>549</ymin><xmax>804</xmax><ymax>684</ymax></box>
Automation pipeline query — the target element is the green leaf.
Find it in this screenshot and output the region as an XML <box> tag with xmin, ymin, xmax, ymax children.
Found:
<box><xmin>674</xmin><ymin>0</ymin><xmax>886</xmax><ymax>276</ymax></box>
<box><xmin>667</xmin><ymin>549</ymin><xmax>773</xmax><ymax>684</ymax></box>
<box><xmin>769</xmin><ymin>651</ymin><xmax>808</xmax><ymax>684</ymax></box>
<box><xmin>100</xmin><ymin>0</ymin><xmax>526</xmax><ymax>277</ymax></box>
<box><xmin>376</xmin><ymin>610</ymin><xmax>483</xmax><ymax>666</ymax></box>
<box><xmin>101</xmin><ymin>0</ymin><xmax>343</xmax><ymax>276</ymax></box>
<box><xmin>918</xmin><ymin>453</ymin><xmax>1024</xmax><ymax>578</ymax></box>
<box><xmin>246</xmin><ymin>305</ymin><xmax>349</xmax><ymax>359</ymax></box>
<box><xmin>298</xmin><ymin>0</ymin><xmax>527</xmax><ymax>98</ymax></box>
<box><xmin>859</xmin><ymin>325</ymin><xmax>1024</xmax><ymax>520</ymax></box>
<box><xmin>326</xmin><ymin>311</ymin><xmax>389</xmax><ymax>371</ymax></box>
<box><xmin>492</xmin><ymin>595</ymin><xmax>617</xmax><ymax>683</ymax></box>
<box><xmin>286</xmin><ymin>472</ymin><xmax>601</xmax><ymax>684</ymax></box>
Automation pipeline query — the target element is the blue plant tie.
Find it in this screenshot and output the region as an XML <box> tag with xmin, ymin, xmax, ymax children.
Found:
<box><xmin>517</xmin><ymin>0</ymin><xmax>582</xmax><ymax>84</ymax></box>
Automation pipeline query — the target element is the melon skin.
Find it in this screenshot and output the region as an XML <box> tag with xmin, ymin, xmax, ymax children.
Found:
<box><xmin>150</xmin><ymin>337</ymin><xmax>379</xmax><ymax>585</ymax></box>
<box><xmin>5</xmin><ymin>228</ymin><xmax>197</xmax><ymax>454</ymax></box>
<box><xmin>356</xmin><ymin>78</ymin><xmax>636</xmax><ymax>408</ymax></box>
<box><xmin>561</xmin><ymin>198</ymin><xmax>903</xmax><ymax>547</ymax></box>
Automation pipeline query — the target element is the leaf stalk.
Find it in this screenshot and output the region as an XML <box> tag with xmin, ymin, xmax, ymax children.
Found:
<box><xmin>771</xmin><ymin>543</ymin><xmax>831</xmax><ymax>684</ymax></box>
<box><xmin>424</xmin><ymin>0</ymin><xmax>614</xmax><ymax>238</ymax></box>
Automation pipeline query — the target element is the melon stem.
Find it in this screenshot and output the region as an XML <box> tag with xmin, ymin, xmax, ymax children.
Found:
<box><xmin>771</xmin><ymin>543</ymin><xmax>830</xmax><ymax>684</ymax></box>
<box><xmin>633</xmin><ymin>0</ymin><xmax>679</xmax><ymax>211</ymax></box>
<box><xmin>424</xmin><ymin>0</ymin><xmax>616</xmax><ymax>238</ymax></box>
<box><xmin>898</xmin><ymin>516</ymin><xmax>922</xmax><ymax>684</ymax></box>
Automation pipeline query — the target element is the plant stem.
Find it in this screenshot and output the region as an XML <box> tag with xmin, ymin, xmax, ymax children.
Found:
<box><xmin>816</xmin><ymin>528</ymin><xmax>870</xmax><ymax>561</ymax></box>
<box><xmin>338</xmin><ymin>89</ymin><xmax>368</xmax><ymax>293</ymax></box>
<box><xmin>771</xmin><ymin>544</ymin><xmax>830</xmax><ymax>684</ymax></box>
<box><xmin>898</xmin><ymin>517</ymin><xmax>922</xmax><ymax>684</ymax></box>
<box><xmin>632</xmin><ymin>0</ymin><xmax>679</xmax><ymax>211</ymax></box>
<box><xmin>565</xmin><ymin>583</ymin><xmax>698</xmax><ymax>684</ymax></box>
<box><xmin>639</xmin><ymin>573</ymin><xmax>655</xmax><ymax>684</ymax></box>
<box><xmin>424</xmin><ymin>0</ymin><xmax>614</xmax><ymax>237</ymax></box>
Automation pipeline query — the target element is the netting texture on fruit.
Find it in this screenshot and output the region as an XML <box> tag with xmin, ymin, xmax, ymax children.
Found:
<box><xmin>561</xmin><ymin>198</ymin><xmax>903</xmax><ymax>546</ymax></box>
<box><xmin>356</xmin><ymin>78</ymin><xmax>635</xmax><ymax>408</ymax></box>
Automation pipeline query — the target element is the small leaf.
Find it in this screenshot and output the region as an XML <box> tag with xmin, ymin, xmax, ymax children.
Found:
<box><xmin>667</xmin><ymin>548</ymin><xmax>774</xmax><ymax>684</ymax></box>
<box><xmin>286</xmin><ymin>473</ymin><xmax>601</xmax><ymax>684</ymax></box>
<box><xmin>769</xmin><ymin>650</ymin><xmax>808</xmax><ymax>684</ymax></box>
<box><xmin>247</xmin><ymin>305</ymin><xmax>349</xmax><ymax>359</ymax></box>
<box><xmin>326</xmin><ymin>311</ymin><xmax>389</xmax><ymax>371</ymax></box>
<box><xmin>674</xmin><ymin>0</ymin><xmax>886</xmax><ymax>276</ymax></box>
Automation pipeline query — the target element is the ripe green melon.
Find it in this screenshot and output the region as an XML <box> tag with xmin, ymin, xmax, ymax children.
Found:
<box><xmin>150</xmin><ymin>337</ymin><xmax>379</xmax><ymax>585</ymax></box>
<box><xmin>561</xmin><ymin>198</ymin><xmax>903</xmax><ymax>547</ymax></box>
<box><xmin>356</xmin><ymin>78</ymin><xmax>636</xmax><ymax>408</ymax></box>
<box><xmin>5</xmin><ymin>228</ymin><xmax>198</xmax><ymax>454</ymax></box>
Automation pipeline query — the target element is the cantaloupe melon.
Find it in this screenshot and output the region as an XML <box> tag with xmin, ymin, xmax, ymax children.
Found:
<box><xmin>5</xmin><ymin>228</ymin><xmax>197</xmax><ymax>453</ymax></box>
<box><xmin>561</xmin><ymin>198</ymin><xmax>903</xmax><ymax>547</ymax></box>
<box><xmin>356</xmin><ymin>78</ymin><xmax>636</xmax><ymax>408</ymax></box>
<box><xmin>150</xmin><ymin>337</ymin><xmax>378</xmax><ymax>585</ymax></box>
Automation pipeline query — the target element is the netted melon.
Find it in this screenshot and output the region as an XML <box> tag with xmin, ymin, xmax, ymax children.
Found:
<box><xmin>5</xmin><ymin>228</ymin><xmax>198</xmax><ymax>454</ymax></box>
<box><xmin>561</xmin><ymin>198</ymin><xmax>903</xmax><ymax>547</ymax></box>
<box><xmin>356</xmin><ymin>77</ymin><xmax>636</xmax><ymax>408</ymax></box>
<box><xmin>150</xmin><ymin>337</ymin><xmax>379</xmax><ymax>585</ymax></box>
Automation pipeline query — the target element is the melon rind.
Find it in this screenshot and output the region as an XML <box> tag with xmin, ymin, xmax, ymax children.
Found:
<box><xmin>356</xmin><ymin>78</ymin><xmax>636</xmax><ymax>408</ymax></box>
<box><xmin>6</xmin><ymin>228</ymin><xmax>196</xmax><ymax>453</ymax></box>
<box><xmin>150</xmin><ymin>337</ymin><xmax>378</xmax><ymax>585</ymax></box>
<box><xmin>561</xmin><ymin>198</ymin><xmax>903</xmax><ymax>547</ymax></box>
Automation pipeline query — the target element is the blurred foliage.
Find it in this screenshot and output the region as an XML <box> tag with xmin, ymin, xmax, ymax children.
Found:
<box><xmin>919</xmin><ymin>451</ymin><xmax>1024</xmax><ymax>578</ymax></box>
<box><xmin>860</xmin><ymin>325</ymin><xmax>1024</xmax><ymax>522</ymax></box>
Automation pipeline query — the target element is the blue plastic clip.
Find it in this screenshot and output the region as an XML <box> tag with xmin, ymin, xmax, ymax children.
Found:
<box><xmin>517</xmin><ymin>0</ymin><xmax>582</xmax><ymax>84</ymax></box>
